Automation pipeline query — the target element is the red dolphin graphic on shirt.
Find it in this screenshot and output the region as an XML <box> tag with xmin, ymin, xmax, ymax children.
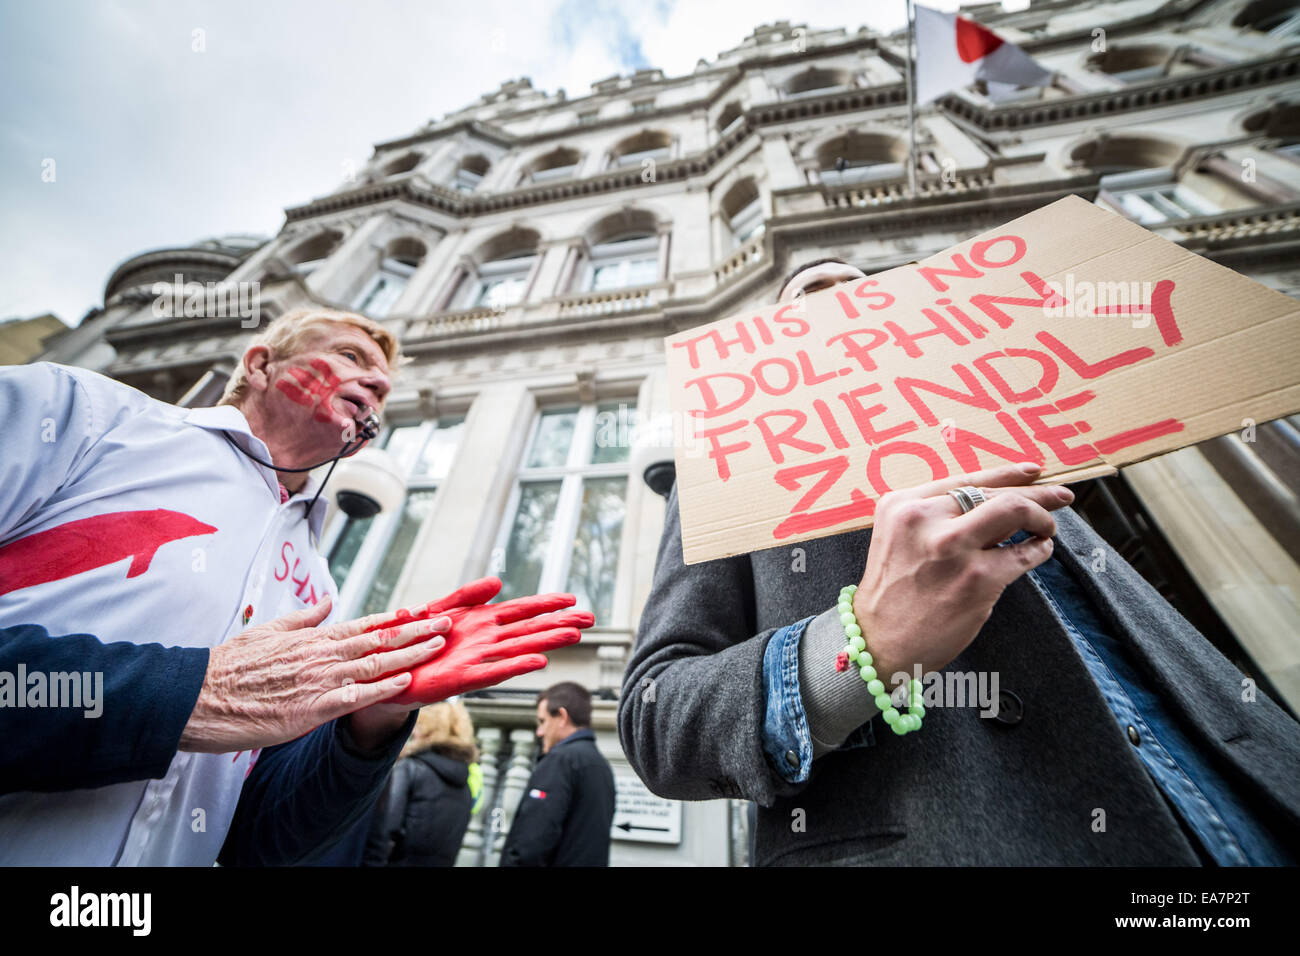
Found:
<box><xmin>0</xmin><ymin>509</ymin><xmax>218</xmax><ymax>596</ymax></box>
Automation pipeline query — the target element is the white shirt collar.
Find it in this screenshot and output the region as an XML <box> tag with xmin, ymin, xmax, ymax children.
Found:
<box><xmin>183</xmin><ymin>404</ymin><xmax>331</xmax><ymax>542</ymax></box>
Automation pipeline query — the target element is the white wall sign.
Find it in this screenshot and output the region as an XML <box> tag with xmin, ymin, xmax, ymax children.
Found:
<box><xmin>612</xmin><ymin>774</ymin><xmax>682</xmax><ymax>845</ymax></box>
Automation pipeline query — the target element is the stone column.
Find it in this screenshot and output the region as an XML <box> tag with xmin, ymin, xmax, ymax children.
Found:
<box><xmin>760</xmin><ymin>133</ymin><xmax>803</xmax><ymax>189</ymax></box>
<box><xmin>528</xmin><ymin>239</ymin><xmax>573</xmax><ymax>303</ymax></box>
<box><xmin>657</xmin><ymin>222</ymin><xmax>673</xmax><ymax>283</ymax></box>
<box><xmin>391</xmin><ymin>382</ymin><xmax>535</xmax><ymax>610</ymax></box>
<box><xmin>486</xmin><ymin>728</ymin><xmax>537</xmax><ymax>866</ymax></box>
<box><xmin>307</xmin><ymin>213</ymin><xmax>389</xmax><ymax>303</ymax></box>
<box><xmin>388</xmin><ymin>231</ymin><xmax>448</xmax><ymax>315</ymax></box>
<box><xmin>629</xmin><ymin>367</ymin><xmax>670</xmax><ymax>619</ymax></box>
<box><xmin>458</xmin><ymin>726</ymin><xmax>501</xmax><ymax>866</ymax></box>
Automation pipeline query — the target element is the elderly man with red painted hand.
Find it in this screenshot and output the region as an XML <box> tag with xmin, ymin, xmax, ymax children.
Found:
<box><xmin>0</xmin><ymin>307</ymin><xmax>588</xmax><ymax>866</ymax></box>
<box><xmin>620</xmin><ymin>259</ymin><xmax>1300</xmax><ymax>867</ymax></box>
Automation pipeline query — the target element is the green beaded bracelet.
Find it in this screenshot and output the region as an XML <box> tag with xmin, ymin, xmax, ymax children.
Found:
<box><xmin>834</xmin><ymin>584</ymin><xmax>924</xmax><ymax>736</ymax></box>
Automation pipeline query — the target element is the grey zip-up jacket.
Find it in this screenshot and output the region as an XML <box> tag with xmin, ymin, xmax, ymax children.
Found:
<box><xmin>618</xmin><ymin>484</ymin><xmax>1300</xmax><ymax>865</ymax></box>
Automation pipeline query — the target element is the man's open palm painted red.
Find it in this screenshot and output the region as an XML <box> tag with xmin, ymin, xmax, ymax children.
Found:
<box><xmin>367</xmin><ymin>577</ymin><xmax>592</xmax><ymax>704</ymax></box>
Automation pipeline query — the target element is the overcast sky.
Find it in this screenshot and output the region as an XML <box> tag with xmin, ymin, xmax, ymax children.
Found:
<box><xmin>0</xmin><ymin>0</ymin><xmax>988</xmax><ymax>327</ymax></box>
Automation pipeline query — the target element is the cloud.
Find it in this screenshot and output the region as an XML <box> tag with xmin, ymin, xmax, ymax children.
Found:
<box><xmin>0</xmin><ymin>0</ymin><xmax>977</xmax><ymax>326</ymax></box>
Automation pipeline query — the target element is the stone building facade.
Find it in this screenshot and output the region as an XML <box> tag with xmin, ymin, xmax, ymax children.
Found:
<box><xmin>32</xmin><ymin>0</ymin><xmax>1300</xmax><ymax>865</ymax></box>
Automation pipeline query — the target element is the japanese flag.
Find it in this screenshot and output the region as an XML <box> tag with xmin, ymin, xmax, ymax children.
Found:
<box><xmin>914</xmin><ymin>5</ymin><xmax>1052</xmax><ymax>105</ymax></box>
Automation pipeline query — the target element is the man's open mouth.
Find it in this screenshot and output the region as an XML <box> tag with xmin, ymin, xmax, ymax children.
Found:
<box><xmin>335</xmin><ymin>395</ymin><xmax>370</xmax><ymax>421</ymax></box>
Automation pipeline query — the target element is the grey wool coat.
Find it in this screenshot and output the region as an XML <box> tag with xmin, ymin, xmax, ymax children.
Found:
<box><xmin>618</xmin><ymin>484</ymin><xmax>1300</xmax><ymax>866</ymax></box>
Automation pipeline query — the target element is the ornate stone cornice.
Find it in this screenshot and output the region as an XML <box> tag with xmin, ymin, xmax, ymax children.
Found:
<box><xmin>284</xmin><ymin>52</ymin><xmax>1299</xmax><ymax>227</ymax></box>
<box><xmin>942</xmin><ymin>52</ymin><xmax>1300</xmax><ymax>133</ymax></box>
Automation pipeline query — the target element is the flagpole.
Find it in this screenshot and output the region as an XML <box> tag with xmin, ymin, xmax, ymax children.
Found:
<box><xmin>904</xmin><ymin>0</ymin><xmax>919</xmax><ymax>198</ymax></box>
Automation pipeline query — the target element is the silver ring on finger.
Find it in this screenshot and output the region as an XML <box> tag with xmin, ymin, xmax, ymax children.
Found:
<box><xmin>948</xmin><ymin>485</ymin><xmax>988</xmax><ymax>514</ymax></box>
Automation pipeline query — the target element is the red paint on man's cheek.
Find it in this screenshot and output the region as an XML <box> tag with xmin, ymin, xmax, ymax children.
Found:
<box><xmin>308</xmin><ymin>358</ymin><xmax>342</xmax><ymax>384</ymax></box>
<box><xmin>274</xmin><ymin>360</ymin><xmax>346</xmax><ymax>424</ymax></box>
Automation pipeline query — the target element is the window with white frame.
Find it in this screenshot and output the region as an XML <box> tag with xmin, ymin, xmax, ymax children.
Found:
<box><xmin>1236</xmin><ymin>0</ymin><xmax>1300</xmax><ymax>37</ymax></box>
<box><xmin>463</xmin><ymin>249</ymin><xmax>536</xmax><ymax>309</ymax></box>
<box><xmin>609</xmin><ymin>131</ymin><xmax>674</xmax><ymax>170</ymax></box>
<box><xmin>1104</xmin><ymin>180</ymin><xmax>1217</xmax><ymax>224</ymax></box>
<box><xmin>613</xmin><ymin>143</ymin><xmax>672</xmax><ymax>168</ymax></box>
<box><xmin>494</xmin><ymin>402</ymin><xmax>638</xmax><ymax>624</ymax></box>
<box><xmin>324</xmin><ymin>418</ymin><xmax>465</xmax><ymax>618</ymax></box>
<box><xmin>721</xmin><ymin>178</ymin><xmax>764</xmax><ymax>249</ymax></box>
<box><xmin>717</xmin><ymin>101</ymin><xmax>744</xmax><ymax>137</ymax></box>
<box><xmin>1109</xmin><ymin>63</ymin><xmax>1167</xmax><ymax>84</ymax></box>
<box><xmin>453</xmin><ymin>155</ymin><xmax>491</xmax><ymax>194</ymax></box>
<box><xmin>584</xmin><ymin>233</ymin><xmax>660</xmax><ymax>291</ymax></box>
<box><xmin>527</xmin><ymin>148</ymin><xmax>583</xmax><ymax>184</ymax></box>
<box><xmin>286</xmin><ymin>230</ymin><xmax>343</xmax><ymax>278</ymax></box>
<box><xmin>815</xmin><ymin>134</ymin><xmax>906</xmax><ymax>187</ymax></box>
<box><xmin>821</xmin><ymin>157</ymin><xmax>902</xmax><ymax>185</ymax></box>
<box><xmin>729</xmin><ymin>198</ymin><xmax>765</xmax><ymax>246</ymax></box>
<box><xmin>1261</xmin><ymin>6</ymin><xmax>1300</xmax><ymax>37</ymax></box>
<box><xmin>785</xmin><ymin>67</ymin><xmax>853</xmax><ymax>98</ymax></box>
<box><xmin>353</xmin><ymin>257</ymin><xmax>417</xmax><ymax>318</ymax></box>
<box><xmin>1087</xmin><ymin>44</ymin><xmax>1215</xmax><ymax>85</ymax></box>
<box><xmin>454</xmin><ymin>168</ymin><xmax>483</xmax><ymax>192</ymax></box>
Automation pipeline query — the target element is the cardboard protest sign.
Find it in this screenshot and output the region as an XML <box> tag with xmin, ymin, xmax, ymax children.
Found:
<box><xmin>666</xmin><ymin>194</ymin><xmax>1300</xmax><ymax>565</ymax></box>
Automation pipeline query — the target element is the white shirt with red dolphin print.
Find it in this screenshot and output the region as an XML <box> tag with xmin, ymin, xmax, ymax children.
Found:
<box><xmin>0</xmin><ymin>362</ymin><xmax>339</xmax><ymax>865</ymax></box>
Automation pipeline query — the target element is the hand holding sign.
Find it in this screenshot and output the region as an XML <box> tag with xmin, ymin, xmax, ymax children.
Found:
<box><xmin>852</xmin><ymin>462</ymin><xmax>1074</xmax><ymax>682</ymax></box>
<box><xmin>365</xmin><ymin>577</ymin><xmax>592</xmax><ymax>704</ymax></box>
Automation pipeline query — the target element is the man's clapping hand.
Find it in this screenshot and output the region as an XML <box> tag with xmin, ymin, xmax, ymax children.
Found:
<box><xmin>179</xmin><ymin>594</ymin><xmax>450</xmax><ymax>754</ymax></box>
<box><xmin>181</xmin><ymin>578</ymin><xmax>592</xmax><ymax>755</ymax></box>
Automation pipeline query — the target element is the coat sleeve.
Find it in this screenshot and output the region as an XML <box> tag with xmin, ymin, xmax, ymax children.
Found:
<box><xmin>499</xmin><ymin>752</ymin><xmax>574</xmax><ymax>867</ymax></box>
<box><xmin>0</xmin><ymin>623</ymin><xmax>209</xmax><ymax>793</ymax></box>
<box><xmin>617</xmin><ymin>483</ymin><xmax>813</xmax><ymax>807</ymax></box>
<box><xmin>218</xmin><ymin>710</ymin><xmax>417</xmax><ymax>867</ymax></box>
<box><xmin>362</xmin><ymin>759</ymin><xmax>412</xmax><ymax>866</ymax></box>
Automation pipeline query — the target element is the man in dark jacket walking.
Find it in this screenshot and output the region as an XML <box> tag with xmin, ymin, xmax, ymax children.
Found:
<box><xmin>501</xmin><ymin>682</ymin><xmax>616</xmax><ymax>866</ymax></box>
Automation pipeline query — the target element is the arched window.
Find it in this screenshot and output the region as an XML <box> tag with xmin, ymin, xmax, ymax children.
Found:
<box><xmin>1085</xmin><ymin>43</ymin><xmax>1222</xmax><ymax>82</ymax></box>
<box><xmin>816</xmin><ymin>133</ymin><xmax>906</xmax><ymax>185</ymax></box>
<box><xmin>459</xmin><ymin>228</ymin><xmax>539</xmax><ymax>309</ymax></box>
<box><xmin>284</xmin><ymin>229</ymin><xmax>343</xmax><ymax>277</ymax></box>
<box><xmin>1073</xmin><ymin>136</ymin><xmax>1215</xmax><ymax>224</ymax></box>
<box><xmin>525</xmin><ymin>147</ymin><xmax>582</xmax><ymax>184</ymax></box>
<box><xmin>454</xmin><ymin>154</ymin><xmax>491</xmax><ymax>193</ymax></box>
<box><xmin>717</xmin><ymin>101</ymin><xmax>744</xmax><ymax>136</ymax></box>
<box><xmin>1244</xmin><ymin>101</ymin><xmax>1300</xmax><ymax>165</ymax></box>
<box><xmin>785</xmin><ymin>66</ymin><xmax>853</xmax><ymax>98</ymax></box>
<box><xmin>1069</xmin><ymin>135</ymin><xmax>1184</xmax><ymax>176</ymax></box>
<box><xmin>720</xmin><ymin>178</ymin><xmax>764</xmax><ymax>248</ymax></box>
<box><xmin>579</xmin><ymin>210</ymin><xmax>662</xmax><ymax>291</ymax></box>
<box><xmin>1234</xmin><ymin>0</ymin><xmax>1300</xmax><ymax>38</ymax></box>
<box><xmin>1243</xmin><ymin>101</ymin><xmax>1300</xmax><ymax>138</ymax></box>
<box><xmin>609</xmin><ymin>130</ymin><xmax>673</xmax><ymax>169</ymax></box>
<box><xmin>353</xmin><ymin>237</ymin><xmax>427</xmax><ymax>318</ymax></box>
<box><xmin>380</xmin><ymin>151</ymin><xmax>422</xmax><ymax>177</ymax></box>
<box><xmin>1087</xmin><ymin>43</ymin><xmax>1172</xmax><ymax>83</ymax></box>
